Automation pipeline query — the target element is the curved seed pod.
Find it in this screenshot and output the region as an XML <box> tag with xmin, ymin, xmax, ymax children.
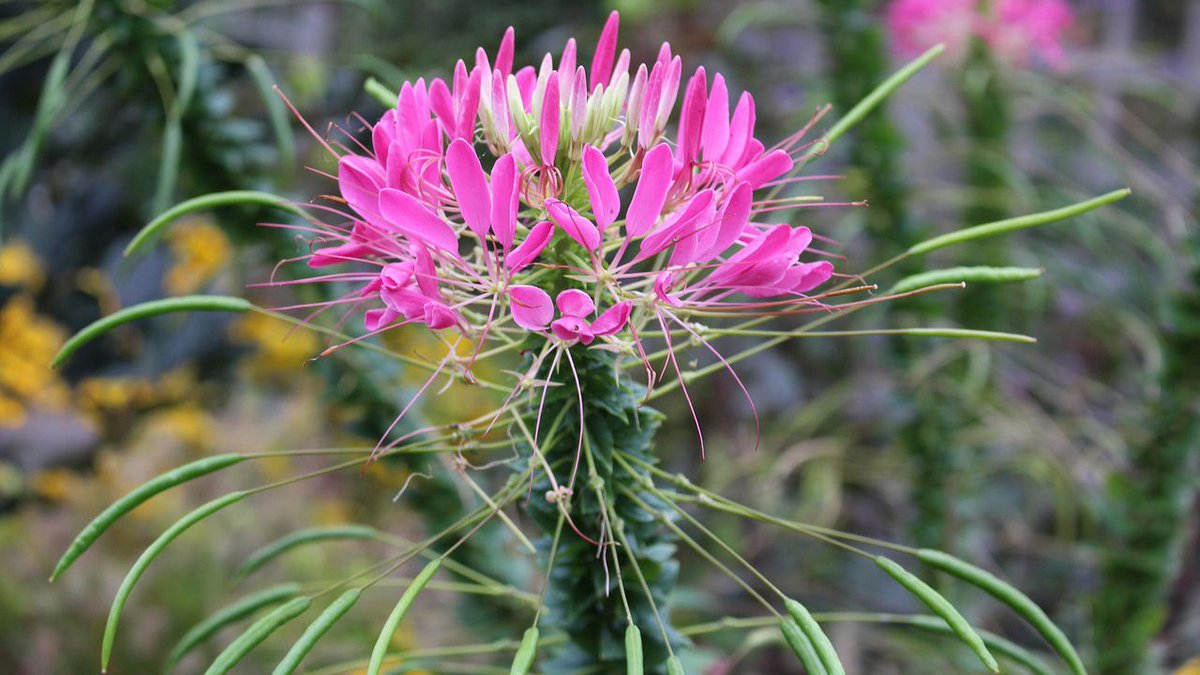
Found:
<box><xmin>236</xmin><ymin>526</ymin><xmax>380</xmax><ymax>581</ymax></box>
<box><xmin>897</xmin><ymin>615</ymin><xmax>1055</xmax><ymax>675</ymax></box>
<box><xmin>780</xmin><ymin>618</ymin><xmax>828</xmax><ymax>675</ymax></box>
<box><xmin>102</xmin><ymin>491</ymin><xmax>247</xmax><ymax>672</ymax></box>
<box><xmin>125</xmin><ymin>191</ymin><xmax>307</xmax><ymax>256</ymax></box>
<box><xmin>165</xmin><ymin>583</ymin><xmax>300</xmax><ymax>673</ymax></box>
<box><xmin>509</xmin><ymin>626</ymin><xmax>539</xmax><ymax>675</ymax></box>
<box><xmin>203</xmin><ymin>596</ymin><xmax>311</xmax><ymax>675</ymax></box>
<box><xmin>891</xmin><ymin>266</ymin><xmax>1042</xmax><ymax>294</ymax></box>
<box><xmin>52</xmin><ymin>454</ymin><xmax>246</xmax><ymax>582</ymax></box>
<box><xmin>625</xmin><ymin>624</ymin><xmax>644</xmax><ymax>675</ymax></box>
<box><xmin>367</xmin><ymin>558</ymin><xmax>442</xmax><ymax>675</ymax></box>
<box><xmin>785</xmin><ymin>599</ymin><xmax>845</xmax><ymax>675</ymax></box>
<box><xmin>271</xmin><ymin>588</ymin><xmax>362</xmax><ymax>675</ymax></box>
<box><xmin>907</xmin><ymin>189</ymin><xmax>1131</xmax><ymax>256</ymax></box>
<box><xmin>916</xmin><ymin>549</ymin><xmax>1085</xmax><ymax>675</ymax></box>
<box><xmin>666</xmin><ymin>655</ymin><xmax>686</xmax><ymax>675</ymax></box>
<box><xmin>52</xmin><ymin>296</ymin><xmax>253</xmax><ymax>368</ymax></box>
<box><xmin>874</xmin><ymin>556</ymin><xmax>999</xmax><ymax>673</ymax></box>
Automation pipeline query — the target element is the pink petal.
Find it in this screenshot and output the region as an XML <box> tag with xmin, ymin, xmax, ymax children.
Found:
<box><xmin>423</xmin><ymin>301</ymin><xmax>458</xmax><ymax>329</ymax></box>
<box><xmin>676</xmin><ymin>67</ymin><xmax>708</xmax><ymax>164</ymax></box>
<box><xmin>638</xmin><ymin>188</ymin><xmax>715</xmax><ymax>261</ymax></box>
<box><xmin>788</xmin><ymin>260</ymin><xmax>834</xmax><ymax>293</ymax></box>
<box><xmin>337</xmin><ymin>155</ymin><xmax>384</xmax><ymax>220</ymax></box>
<box><xmin>506</xmin><ymin>220</ymin><xmax>555</xmax><ymax>273</ymax></box>
<box><xmin>556</xmin><ymin>288</ymin><xmax>595</xmax><ymax>318</ymax></box>
<box><xmin>625</xmin><ymin>143</ymin><xmax>675</xmax><ymax>237</ymax></box>
<box><xmin>378</xmin><ymin>188</ymin><xmax>459</xmax><ymax>254</ymax></box>
<box><xmin>638</xmin><ymin>62</ymin><xmax>664</xmax><ymax>147</ymax></box>
<box><xmin>590</xmin><ymin>301</ymin><xmax>632</xmax><ymax>336</ymax></box>
<box><xmin>701</xmin><ymin>73</ymin><xmax>729</xmax><ymax>160</ymax></box>
<box><xmin>509</xmin><ymin>285</ymin><xmax>553</xmax><ymax>330</ymax></box>
<box><xmin>495</xmin><ymin>27</ymin><xmax>515</xmax><ymax>78</ymax></box>
<box><xmin>540</xmin><ymin>71</ymin><xmax>560</xmax><ymax>167</ymax></box>
<box><xmin>570</xmin><ymin>66</ymin><xmax>587</xmax><ymax>138</ymax></box>
<box><xmin>429</xmin><ymin>78</ymin><xmax>455</xmax><ymax>137</ymax></box>
<box><xmin>558</xmin><ymin>38</ymin><xmax>577</xmax><ymax>94</ymax></box>
<box><xmin>653</xmin><ymin>272</ymin><xmax>683</xmax><ymax>307</ymax></box>
<box><xmin>490</xmin><ymin>153</ymin><xmax>519</xmax><ymax>250</ymax></box>
<box><xmin>456</xmin><ymin>66</ymin><xmax>482</xmax><ymax>139</ymax></box>
<box><xmin>721</xmin><ymin>92</ymin><xmax>756</xmax><ymax>167</ymax></box>
<box><xmin>582</xmin><ymin>145</ymin><xmax>620</xmax><ymax>230</ymax></box>
<box><xmin>445</xmin><ymin>139</ymin><xmax>492</xmax><ymax>239</ymax></box>
<box><xmin>735</xmin><ymin>149</ymin><xmax>793</xmax><ymax>189</ymax></box>
<box><xmin>515</xmin><ymin>66</ymin><xmax>537</xmax><ymax>111</ymax></box>
<box><xmin>546</xmin><ymin>199</ymin><xmax>600</xmax><ymax>251</ymax></box>
<box><xmin>591</xmin><ymin>11</ymin><xmax>620</xmax><ymax>89</ymax></box>
<box><xmin>702</xmin><ymin>181</ymin><xmax>752</xmax><ymax>260</ymax></box>
<box><xmin>550</xmin><ymin>316</ymin><xmax>594</xmax><ymax>345</ymax></box>
<box><xmin>364</xmin><ymin>307</ymin><xmax>399</xmax><ymax>331</ymax></box>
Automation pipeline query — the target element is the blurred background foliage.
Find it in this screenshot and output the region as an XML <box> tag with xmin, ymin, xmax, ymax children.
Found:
<box><xmin>0</xmin><ymin>0</ymin><xmax>1197</xmax><ymax>673</ymax></box>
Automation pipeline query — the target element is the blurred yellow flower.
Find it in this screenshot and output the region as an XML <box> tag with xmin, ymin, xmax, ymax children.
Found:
<box><xmin>0</xmin><ymin>294</ymin><xmax>70</xmax><ymax>426</ymax></box>
<box><xmin>0</xmin><ymin>240</ymin><xmax>45</xmax><ymax>291</ymax></box>
<box><xmin>31</xmin><ymin>468</ymin><xmax>79</xmax><ymax>503</ymax></box>
<box><xmin>231</xmin><ymin>312</ymin><xmax>320</xmax><ymax>380</ymax></box>
<box><xmin>165</xmin><ymin>217</ymin><xmax>231</xmax><ymax>294</ymax></box>
<box><xmin>1176</xmin><ymin>657</ymin><xmax>1200</xmax><ymax>675</ymax></box>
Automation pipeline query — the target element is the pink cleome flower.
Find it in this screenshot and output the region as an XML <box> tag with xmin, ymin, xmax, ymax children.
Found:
<box><xmin>285</xmin><ymin>12</ymin><xmax>841</xmax><ymax>453</ymax></box>
<box><xmin>886</xmin><ymin>0</ymin><xmax>1074</xmax><ymax>69</ymax></box>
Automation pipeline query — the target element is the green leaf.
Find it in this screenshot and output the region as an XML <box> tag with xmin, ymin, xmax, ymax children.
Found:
<box><xmin>52</xmin><ymin>295</ymin><xmax>253</xmax><ymax>368</ymax></box>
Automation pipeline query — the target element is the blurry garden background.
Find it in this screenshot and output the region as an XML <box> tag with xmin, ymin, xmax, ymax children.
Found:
<box><xmin>0</xmin><ymin>0</ymin><xmax>1197</xmax><ymax>673</ymax></box>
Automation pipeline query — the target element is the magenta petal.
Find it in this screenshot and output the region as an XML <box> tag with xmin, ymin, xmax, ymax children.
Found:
<box><xmin>364</xmin><ymin>307</ymin><xmax>399</xmax><ymax>332</ymax></box>
<box><xmin>457</xmin><ymin>66</ymin><xmax>482</xmax><ymax>140</ymax></box>
<box><xmin>555</xmin><ymin>288</ymin><xmax>595</xmax><ymax>318</ymax></box>
<box><xmin>789</xmin><ymin>260</ymin><xmax>834</xmax><ymax>293</ymax></box>
<box><xmin>721</xmin><ymin>92</ymin><xmax>756</xmax><ymax>167</ymax></box>
<box><xmin>496</xmin><ymin>26</ymin><xmax>515</xmax><ymax>78</ymax></box>
<box><xmin>551</xmin><ymin>316</ymin><xmax>594</xmax><ymax>345</ymax></box>
<box><xmin>590</xmin><ymin>11</ymin><xmax>620</xmax><ymax>89</ymax></box>
<box><xmin>701</xmin><ymin>73</ymin><xmax>729</xmax><ymax>160</ymax></box>
<box><xmin>445</xmin><ymin>139</ymin><xmax>492</xmax><ymax>239</ymax></box>
<box><xmin>423</xmin><ymin>302</ymin><xmax>458</xmax><ymax>329</ymax></box>
<box><xmin>338</xmin><ymin>155</ymin><xmax>384</xmax><ymax>220</ymax></box>
<box><xmin>506</xmin><ymin>220</ymin><xmax>555</xmax><ymax>273</ymax></box>
<box><xmin>590</xmin><ymin>301</ymin><xmax>632</xmax><ymax>336</ymax></box>
<box><xmin>490</xmin><ymin>153</ymin><xmax>519</xmax><ymax>250</ymax></box>
<box><xmin>546</xmin><ymin>199</ymin><xmax>601</xmax><ymax>251</ymax></box>
<box><xmin>540</xmin><ymin>71</ymin><xmax>560</xmax><ymax>167</ymax></box>
<box><xmin>736</xmin><ymin>149</ymin><xmax>793</xmax><ymax>189</ymax></box>
<box><xmin>559</xmin><ymin>38</ymin><xmax>577</xmax><ymax>93</ymax></box>
<box><xmin>509</xmin><ymin>285</ymin><xmax>553</xmax><ymax>330</ymax></box>
<box><xmin>676</xmin><ymin>67</ymin><xmax>708</xmax><ymax>164</ymax></box>
<box><xmin>582</xmin><ymin>145</ymin><xmax>620</xmax><ymax>230</ymax></box>
<box><xmin>625</xmin><ymin>143</ymin><xmax>674</xmax><ymax>237</ymax></box>
<box><xmin>703</xmin><ymin>181</ymin><xmax>752</xmax><ymax>260</ymax></box>
<box><xmin>378</xmin><ymin>188</ymin><xmax>459</xmax><ymax>254</ymax></box>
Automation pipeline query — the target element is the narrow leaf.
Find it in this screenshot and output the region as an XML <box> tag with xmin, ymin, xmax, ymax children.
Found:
<box><xmin>165</xmin><ymin>584</ymin><xmax>300</xmax><ymax>673</ymax></box>
<box><xmin>52</xmin><ymin>295</ymin><xmax>253</xmax><ymax>368</ymax></box>
<box><xmin>271</xmin><ymin>588</ymin><xmax>362</xmax><ymax>675</ymax></box>
<box><xmin>367</xmin><ymin>558</ymin><xmax>442</xmax><ymax>675</ymax></box>
<box><xmin>917</xmin><ymin>549</ymin><xmax>1086</xmax><ymax>675</ymax></box>
<box><xmin>203</xmin><ymin>596</ymin><xmax>311</xmax><ymax>675</ymax></box>
<box><xmin>891</xmin><ymin>266</ymin><xmax>1042</xmax><ymax>295</ymax></box>
<box><xmin>52</xmin><ymin>454</ymin><xmax>246</xmax><ymax>582</ymax></box>
<box><xmin>103</xmin><ymin>492</ymin><xmax>248</xmax><ymax>671</ymax></box>
<box><xmin>246</xmin><ymin>56</ymin><xmax>296</xmax><ymax>171</ymax></box>
<box><xmin>153</xmin><ymin>115</ymin><xmax>183</xmax><ymax>215</ymax></box>
<box><xmin>125</xmin><ymin>190</ymin><xmax>306</xmax><ymax>257</ymax></box>
<box><xmin>907</xmin><ymin>189</ymin><xmax>1131</xmax><ymax>256</ymax></box>
<box><xmin>236</xmin><ymin>526</ymin><xmax>379</xmax><ymax>581</ymax></box>
<box><xmin>875</xmin><ymin>556</ymin><xmax>999</xmax><ymax>673</ymax></box>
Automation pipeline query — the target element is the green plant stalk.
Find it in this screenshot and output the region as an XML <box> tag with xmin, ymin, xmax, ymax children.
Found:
<box><xmin>522</xmin><ymin>347</ymin><xmax>680</xmax><ymax>673</ymax></box>
<box><xmin>1094</xmin><ymin>233</ymin><xmax>1200</xmax><ymax>674</ymax></box>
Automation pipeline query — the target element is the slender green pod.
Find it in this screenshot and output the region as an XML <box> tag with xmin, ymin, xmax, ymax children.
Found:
<box><xmin>203</xmin><ymin>596</ymin><xmax>311</xmax><ymax>675</ymax></box>
<box><xmin>124</xmin><ymin>191</ymin><xmax>307</xmax><ymax>256</ymax></box>
<box><xmin>666</xmin><ymin>655</ymin><xmax>686</xmax><ymax>675</ymax></box>
<box><xmin>102</xmin><ymin>491</ymin><xmax>247</xmax><ymax>671</ymax></box>
<box><xmin>625</xmin><ymin>624</ymin><xmax>644</xmax><ymax>675</ymax></box>
<box><xmin>897</xmin><ymin>615</ymin><xmax>1055</xmax><ymax>675</ymax></box>
<box><xmin>785</xmin><ymin>599</ymin><xmax>844</xmax><ymax>675</ymax></box>
<box><xmin>271</xmin><ymin>588</ymin><xmax>362</xmax><ymax>675</ymax></box>
<box><xmin>367</xmin><ymin>558</ymin><xmax>442</xmax><ymax>675</ymax></box>
<box><xmin>780</xmin><ymin>618</ymin><xmax>828</xmax><ymax>675</ymax></box>
<box><xmin>891</xmin><ymin>266</ymin><xmax>1042</xmax><ymax>294</ymax></box>
<box><xmin>236</xmin><ymin>525</ymin><xmax>380</xmax><ymax>581</ymax></box>
<box><xmin>907</xmin><ymin>189</ymin><xmax>1131</xmax><ymax>256</ymax></box>
<box><xmin>52</xmin><ymin>295</ymin><xmax>253</xmax><ymax>367</ymax></box>
<box><xmin>52</xmin><ymin>454</ymin><xmax>246</xmax><ymax>582</ymax></box>
<box><xmin>916</xmin><ymin>549</ymin><xmax>1085</xmax><ymax>675</ymax></box>
<box><xmin>365</xmin><ymin>77</ymin><xmax>399</xmax><ymax>108</ymax></box>
<box><xmin>509</xmin><ymin>627</ymin><xmax>539</xmax><ymax>675</ymax></box>
<box><xmin>165</xmin><ymin>583</ymin><xmax>299</xmax><ymax>673</ymax></box>
<box><xmin>874</xmin><ymin>556</ymin><xmax>999</xmax><ymax>673</ymax></box>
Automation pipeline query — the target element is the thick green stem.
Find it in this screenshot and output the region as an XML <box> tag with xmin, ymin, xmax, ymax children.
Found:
<box><xmin>522</xmin><ymin>348</ymin><xmax>681</xmax><ymax>673</ymax></box>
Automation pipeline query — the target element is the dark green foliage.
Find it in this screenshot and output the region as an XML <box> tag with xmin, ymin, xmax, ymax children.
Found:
<box><xmin>523</xmin><ymin>348</ymin><xmax>682</xmax><ymax>674</ymax></box>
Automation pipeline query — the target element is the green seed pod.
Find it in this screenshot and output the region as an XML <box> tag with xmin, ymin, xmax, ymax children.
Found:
<box><xmin>780</xmin><ymin>618</ymin><xmax>828</xmax><ymax>675</ymax></box>
<box><xmin>272</xmin><ymin>588</ymin><xmax>362</xmax><ymax>675</ymax></box>
<box><xmin>625</xmin><ymin>624</ymin><xmax>644</xmax><ymax>675</ymax></box>
<box><xmin>203</xmin><ymin>596</ymin><xmax>311</xmax><ymax>675</ymax></box>
<box><xmin>916</xmin><ymin>549</ymin><xmax>1085</xmax><ymax>675</ymax></box>
<box><xmin>875</xmin><ymin>556</ymin><xmax>999</xmax><ymax>673</ymax></box>
<box><xmin>509</xmin><ymin>627</ymin><xmax>540</xmax><ymax>675</ymax></box>
<box><xmin>785</xmin><ymin>599</ymin><xmax>845</xmax><ymax>675</ymax></box>
<box><xmin>891</xmin><ymin>266</ymin><xmax>1042</xmax><ymax>295</ymax></box>
<box><xmin>235</xmin><ymin>526</ymin><xmax>380</xmax><ymax>581</ymax></box>
<box><xmin>53</xmin><ymin>454</ymin><xmax>246</xmax><ymax>582</ymax></box>
<box><xmin>666</xmin><ymin>655</ymin><xmax>687</xmax><ymax>675</ymax></box>
<box><xmin>367</xmin><ymin>558</ymin><xmax>442</xmax><ymax>675</ymax></box>
<box><xmin>165</xmin><ymin>583</ymin><xmax>299</xmax><ymax>673</ymax></box>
